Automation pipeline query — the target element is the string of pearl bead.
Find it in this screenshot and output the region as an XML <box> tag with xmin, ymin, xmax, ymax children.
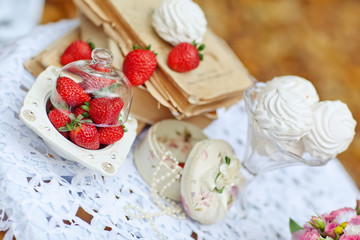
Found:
<box><xmin>150</xmin><ymin>149</ymin><xmax>186</xmax><ymax>219</ymax></box>
<box><xmin>124</xmin><ymin>147</ymin><xmax>186</xmax><ymax>239</ymax></box>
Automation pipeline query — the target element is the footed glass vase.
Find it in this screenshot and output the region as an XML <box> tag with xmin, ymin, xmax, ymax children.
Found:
<box><xmin>241</xmin><ymin>82</ymin><xmax>331</xmax><ymax>176</ymax></box>
<box><xmin>233</xmin><ymin>82</ymin><xmax>333</xmax><ymax>218</ymax></box>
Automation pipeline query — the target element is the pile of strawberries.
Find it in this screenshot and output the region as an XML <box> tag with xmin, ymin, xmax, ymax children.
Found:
<box><xmin>50</xmin><ymin>39</ymin><xmax>206</xmax><ymax>150</ymax></box>
<box><xmin>48</xmin><ymin>73</ymin><xmax>126</xmax><ymax>150</ymax></box>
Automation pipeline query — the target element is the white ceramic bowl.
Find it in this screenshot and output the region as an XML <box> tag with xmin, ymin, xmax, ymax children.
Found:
<box><xmin>134</xmin><ymin>119</ymin><xmax>208</xmax><ymax>201</ymax></box>
<box><xmin>19</xmin><ymin>66</ymin><xmax>138</xmax><ymax>177</ymax></box>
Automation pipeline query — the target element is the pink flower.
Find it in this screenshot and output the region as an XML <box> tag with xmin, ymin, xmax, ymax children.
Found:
<box><xmin>227</xmin><ymin>186</ymin><xmax>238</xmax><ymax>210</ymax></box>
<box><xmin>309</xmin><ymin>216</ymin><xmax>325</xmax><ymax>230</ymax></box>
<box><xmin>322</xmin><ymin>207</ymin><xmax>357</xmax><ymax>224</ymax></box>
<box><xmin>292</xmin><ymin>229</ymin><xmax>306</xmax><ymax>240</ymax></box>
<box><xmin>348</xmin><ymin>215</ymin><xmax>360</xmax><ymax>225</ymax></box>
<box><xmin>181</xmin><ymin>195</ymin><xmax>192</xmax><ymax>217</ymax></box>
<box><xmin>324</xmin><ymin>222</ymin><xmax>339</xmax><ymax>239</ymax></box>
<box><xmin>339</xmin><ymin>235</ymin><xmax>360</xmax><ymax>240</ymax></box>
<box><xmin>193</xmin><ymin>191</ymin><xmax>211</xmax><ymax>207</ymax></box>
<box><xmin>344</xmin><ymin>215</ymin><xmax>360</xmax><ymax>236</ymax></box>
<box><xmin>292</xmin><ymin>229</ymin><xmax>320</xmax><ymax>240</ymax></box>
<box><xmin>168</xmin><ymin>138</ymin><xmax>178</xmax><ymax>149</ymax></box>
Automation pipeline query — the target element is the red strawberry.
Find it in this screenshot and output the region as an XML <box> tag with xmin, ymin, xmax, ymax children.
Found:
<box><xmin>89</xmin><ymin>97</ymin><xmax>124</xmax><ymax>125</ymax></box>
<box><xmin>89</xmin><ymin>63</ymin><xmax>110</xmax><ymax>72</ymax></box>
<box><xmin>69</xmin><ymin>124</ymin><xmax>100</xmax><ymax>150</ymax></box>
<box><xmin>122</xmin><ymin>45</ymin><xmax>157</xmax><ymax>86</ymax></box>
<box><xmin>60</xmin><ymin>63</ymin><xmax>115</xmax><ymax>93</ymax></box>
<box><xmin>48</xmin><ymin>108</ymin><xmax>71</xmax><ymax>138</ymax></box>
<box><xmin>56</xmin><ymin>77</ymin><xmax>91</xmax><ymax>107</ymax></box>
<box><xmin>60</xmin><ymin>40</ymin><xmax>94</xmax><ymax>65</ymax></box>
<box><xmin>73</xmin><ymin>102</ymin><xmax>90</xmax><ymax>119</ymax></box>
<box><xmin>167</xmin><ymin>42</ymin><xmax>205</xmax><ymax>72</ymax></box>
<box><xmin>81</xmin><ymin>73</ymin><xmax>117</xmax><ymax>92</ymax></box>
<box><xmin>98</xmin><ymin>125</ymin><xmax>125</xmax><ymax>145</ymax></box>
<box><xmin>112</xmin><ymin>97</ymin><xmax>124</xmax><ymax>117</ymax></box>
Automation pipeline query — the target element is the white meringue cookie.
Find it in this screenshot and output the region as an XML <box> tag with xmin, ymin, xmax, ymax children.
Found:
<box><xmin>303</xmin><ymin>100</ymin><xmax>356</xmax><ymax>160</ymax></box>
<box><xmin>152</xmin><ymin>0</ymin><xmax>207</xmax><ymax>46</ymax></box>
<box><xmin>254</xmin><ymin>87</ymin><xmax>313</xmax><ymax>141</ymax></box>
<box><xmin>259</xmin><ymin>75</ymin><xmax>319</xmax><ymax>106</ymax></box>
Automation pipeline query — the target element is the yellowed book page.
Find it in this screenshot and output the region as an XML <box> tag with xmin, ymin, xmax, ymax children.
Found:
<box><xmin>132</xmin><ymin>85</ymin><xmax>216</xmax><ymax>128</ymax></box>
<box><xmin>105</xmin><ymin>0</ymin><xmax>253</xmax><ymax>101</ymax></box>
<box><xmin>40</xmin><ymin>27</ymin><xmax>80</xmax><ymax>68</ymax></box>
<box><xmin>184</xmin><ymin>114</ymin><xmax>216</xmax><ymax>130</ymax></box>
<box><xmin>25</xmin><ymin>27</ymin><xmax>80</xmax><ymax>76</ymax></box>
<box><xmin>24</xmin><ymin>57</ymin><xmax>46</xmax><ymax>77</ymax></box>
<box><xmin>107</xmin><ymin>38</ymin><xmax>124</xmax><ymax>69</ymax></box>
<box><xmin>182</xmin><ymin>93</ymin><xmax>244</xmax><ymax>117</ymax></box>
<box><xmin>76</xmin><ymin>0</ymin><xmax>135</xmax><ymax>53</ymax></box>
<box><xmin>80</xmin><ymin>13</ymin><xmax>109</xmax><ymax>49</ymax></box>
<box><xmin>131</xmin><ymin>86</ymin><xmax>174</xmax><ymax>124</ymax></box>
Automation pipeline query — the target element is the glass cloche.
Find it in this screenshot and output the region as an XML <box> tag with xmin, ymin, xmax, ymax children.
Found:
<box><xmin>50</xmin><ymin>48</ymin><xmax>133</xmax><ymax>127</ymax></box>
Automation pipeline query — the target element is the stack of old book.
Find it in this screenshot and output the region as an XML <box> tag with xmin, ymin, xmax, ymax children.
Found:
<box><xmin>25</xmin><ymin>0</ymin><xmax>253</xmax><ymax>130</ymax></box>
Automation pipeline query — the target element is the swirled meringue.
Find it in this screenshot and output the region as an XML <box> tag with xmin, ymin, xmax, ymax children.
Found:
<box><xmin>259</xmin><ymin>75</ymin><xmax>319</xmax><ymax>106</ymax></box>
<box><xmin>152</xmin><ymin>0</ymin><xmax>207</xmax><ymax>46</ymax></box>
<box><xmin>303</xmin><ymin>100</ymin><xmax>356</xmax><ymax>160</ymax></box>
<box><xmin>254</xmin><ymin>88</ymin><xmax>313</xmax><ymax>141</ymax></box>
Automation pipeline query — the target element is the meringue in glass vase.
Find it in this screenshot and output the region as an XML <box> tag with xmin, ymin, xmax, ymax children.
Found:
<box><xmin>236</xmin><ymin>78</ymin><xmax>356</xmax><ymax>217</ymax></box>
<box><xmin>242</xmin><ymin>80</ymin><xmax>356</xmax><ymax>175</ymax></box>
<box><xmin>243</xmin><ymin>82</ymin><xmax>318</xmax><ymax>176</ymax></box>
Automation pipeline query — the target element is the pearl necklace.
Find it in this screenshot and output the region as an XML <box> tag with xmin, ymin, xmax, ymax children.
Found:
<box><xmin>124</xmin><ymin>148</ymin><xmax>186</xmax><ymax>239</ymax></box>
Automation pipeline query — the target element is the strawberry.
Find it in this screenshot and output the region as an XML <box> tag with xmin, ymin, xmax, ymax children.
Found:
<box><xmin>69</xmin><ymin>123</ymin><xmax>100</xmax><ymax>150</ymax></box>
<box><xmin>56</xmin><ymin>77</ymin><xmax>91</xmax><ymax>107</ymax></box>
<box><xmin>112</xmin><ymin>97</ymin><xmax>125</xmax><ymax>116</ymax></box>
<box><xmin>73</xmin><ymin>102</ymin><xmax>90</xmax><ymax>119</ymax></box>
<box><xmin>98</xmin><ymin>125</ymin><xmax>125</xmax><ymax>145</ymax></box>
<box><xmin>89</xmin><ymin>63</ymin><xmax>110</xmax><ymax>72</ymax></box>
<box><xmin>81</xmin><ymin>73</ymin><xmax>117</xmax><ymax>93</ymax></box>
<box><xmin>48</xmin><ymin>108</ymin><xmax>71</xmax><ymax>138</ymax></box>
<box><xmin>122</xmin><ymin>45</ymin><xmax>157</xmax><ymax>86</ymax></box>
<box><xmin>167</xmin><ymin>42</ymin><xmax>205</xmax><ymax>72</ymax></box>
<box><xmin>89</xmin><ymin>97</ymin><xmax>124</xmax><ymax>125</ymax></box>
<box><xmin>60</xmin><ymin>40</ymin><xmax>94</xmax><ymax>65</ymax></box>
<box><xmin>59</xmin><ymin>114</ymin><xmax>99</xmax><ymax>150</ymax></box>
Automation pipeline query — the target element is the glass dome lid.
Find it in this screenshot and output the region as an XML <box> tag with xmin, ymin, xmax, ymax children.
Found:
<box><xmin>50</xmin><ymin>48</ymin><xmax>133</xmax><ymax>126</ymax></box>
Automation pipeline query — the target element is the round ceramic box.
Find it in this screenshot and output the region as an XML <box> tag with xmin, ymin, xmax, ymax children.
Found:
<box><xmin>134</xmin><ymin>119</ymin><xmax>208</xmax><ymax>201</ymax></box>
<box><xmin>180</xmin><ymin>139</ymin><xmax>243</xmax><ymax>224</ymax></box>
<box><xmin>135</xmin><ymin>120</ymin><xmax>245</xmax><ymax>224</ymax></box>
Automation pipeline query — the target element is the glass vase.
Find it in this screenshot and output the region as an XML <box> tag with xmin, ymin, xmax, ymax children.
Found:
<box><xmin>242</xmin><ymin>82</ymin><xmax>331</xmax><ymax>176</ymax></box>
<box><xmin>234</xmin><ymin>82</ymin><xmax>332</xmax><ymax>218</ymax></box>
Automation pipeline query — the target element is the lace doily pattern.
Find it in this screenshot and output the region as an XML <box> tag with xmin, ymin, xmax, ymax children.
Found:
<box><xmin>0</xmin><ymin>20</ymin><xmax>359</xmax><ymax>240</ymax></box>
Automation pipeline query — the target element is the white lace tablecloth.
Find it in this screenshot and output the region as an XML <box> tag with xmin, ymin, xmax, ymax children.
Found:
<box><xmin>0</xmin><ymin>20</ymin><xmax>359</xmax><ymax>240</ymax></box>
